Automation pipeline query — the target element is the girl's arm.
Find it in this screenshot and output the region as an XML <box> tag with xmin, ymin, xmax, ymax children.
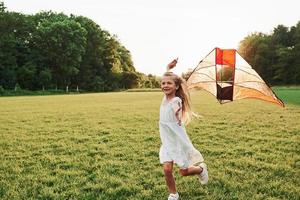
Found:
<box><xmin>171</xmin><ymin>98</ymin><xmax>182</xmax><ymax>126</ymax></box>
<box><xmin>175</xmin><ymin>104</ymin><xmax>182</xmax><ymax>126</ymax></box>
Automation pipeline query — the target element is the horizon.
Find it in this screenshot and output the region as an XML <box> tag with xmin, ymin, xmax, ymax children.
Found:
<box><xmin>4</xmin><ymin>0</ymin><xmax>300</xmax><ymax>76</ymax></box>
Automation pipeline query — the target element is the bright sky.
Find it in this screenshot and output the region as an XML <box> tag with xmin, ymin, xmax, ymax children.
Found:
<box><xmin>4</xmin><ymin>0</ymin><xmax>300</xmax><ymax>76</ymax></box>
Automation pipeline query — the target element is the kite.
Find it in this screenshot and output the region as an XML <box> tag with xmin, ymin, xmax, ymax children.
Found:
<box><xmin>186</xmin><ymin>47</ymin><xmax>284</xmax><ymax>107</ymax></box>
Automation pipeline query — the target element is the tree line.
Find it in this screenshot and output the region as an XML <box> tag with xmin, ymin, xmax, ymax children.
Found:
<box><xmin>238</xmin><ymin>21</ymin><xmax>300</xmax><ymax>85</ymax></box>
<box><xmin>1</xmin><ymin>1</ymin><xmax>299</xmax><ymax>93</ymax></box>
<box><xmin>0</xmin><ymin>2</ymin><xmax>160</xmax><ymax>92</ymax></box>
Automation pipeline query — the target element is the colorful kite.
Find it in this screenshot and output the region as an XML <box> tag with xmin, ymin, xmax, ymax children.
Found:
<box><xmin>187</xmin><ymin>47</ymin><xmax>284</xmax><ymax>107</ymax></box>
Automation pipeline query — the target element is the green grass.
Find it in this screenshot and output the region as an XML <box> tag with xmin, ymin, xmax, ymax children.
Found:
<box><xmin>0</xmin><ymin>91</ymin><xmax>299</xmax><ymax>199</ymax></box>
<box><xmin>273</xmin><ymin>86</ymin><xmax>300</xmax><ymax>106</ymax></box>
<box><xmin>0</xmin><ymin>89</ymin><xmax>73</xmax><ymax>96</ymax></box>
<box><xmin>126</xmin><ymin>88</ymin><xmax>161</xmax><ymax>92</ymax></box>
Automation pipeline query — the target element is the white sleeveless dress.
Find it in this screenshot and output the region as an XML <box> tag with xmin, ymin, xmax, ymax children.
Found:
<box><xmin>159</xmin><ymin>96</ymin><xmax>204</xmax><ymax>169</ymax></box>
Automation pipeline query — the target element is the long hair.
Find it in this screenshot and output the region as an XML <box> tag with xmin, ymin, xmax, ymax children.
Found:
<box><xmin>163</xmin><ymin>72</ymin><xmax>194</xmax><ymax>125</ymax></box>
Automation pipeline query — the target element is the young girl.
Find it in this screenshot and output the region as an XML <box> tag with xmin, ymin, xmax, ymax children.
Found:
<box><xmin>159</xmin><ymin>59</ymin><xmax>208</xmax><ymax>200</ymax></box>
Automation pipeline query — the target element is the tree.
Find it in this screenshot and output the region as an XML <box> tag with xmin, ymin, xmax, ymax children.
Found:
<box><xmin>31</xmin><ymin>12</ymin><xmax>87</xmax><ymax>89</ymax></box>
<box><xmin>238</xmin><ymin>33</ymin><xmax>274</xmax><ymax>83</ymax></box>
<box><xmin>38</xmin><ymin>68</ymin><xmax>52</xmax><ymax>90</ymax></box>
<box><xmin>0</xmin><ymin>10</ymin><xmax>33</xmax><ymax>89</ymax></box>
<box><xmin>17</xmin><ymin>62</ymin><xmax>36</xmax><ymax>89</ymax></box>
<box><xmin>238</xmin><ymin>21</ymin><xmax>300</xmax><ymax>85</ymax></box>
<box><xmin>117</xmin><ymin>45</ymin><xmax>135</xmax><ymax>72</ymax></box>
<box><xmin>272</xmin><ymin>25</ymin><xmax>292</xmax><ymax>47</ymax></box>
<box><xmin>0</xmin><ymin>5</ymin><xmax>138</xmax><ymax>92</ymax></box>
<box><xmin>289</xmin><ymin>22</ymin><xmax>300</xmax><ymax>83</ymax></box>
<box><xmin>72</xmin><ymin>16</ymin><xmax>107</xmax><ymax>90</ymax></box>
<box><xmin>0</xmin><ymin>1</ymin><xmax>6</xmax><ymax>12</ymax></box>
<box><xmin>120</xmin><ymin>71</ymin><xmax>139</xmax><ymax>89</ymax></box>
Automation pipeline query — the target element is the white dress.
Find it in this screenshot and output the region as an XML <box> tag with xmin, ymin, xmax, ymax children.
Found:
<box><xmin>159</xmin><ymin>96</ymin><xmax>204</xmax><ymax>169</ymax></box>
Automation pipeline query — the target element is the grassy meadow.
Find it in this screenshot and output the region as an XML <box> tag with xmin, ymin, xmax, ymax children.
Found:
<box><xmin>273</xmin><ymin>87</ymin><xmax>300</xmax><ymax>106</ymax></box>
<box><xmin>0</xmin><ymin>90</ymin><xmax>299</xmax><ymax>200</ymax></box>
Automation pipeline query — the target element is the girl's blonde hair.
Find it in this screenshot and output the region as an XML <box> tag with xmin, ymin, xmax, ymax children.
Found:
<box><xmin>163</xmin><ymin>72</ymin><xmax>194</xmax><ymax>125</ymax></box>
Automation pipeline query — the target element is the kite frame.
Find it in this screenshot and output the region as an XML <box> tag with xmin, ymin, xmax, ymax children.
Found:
<box><xmin>186</xmin><ymin>47</ymin><xmax>285</xmax><ymax>107</ymax></box>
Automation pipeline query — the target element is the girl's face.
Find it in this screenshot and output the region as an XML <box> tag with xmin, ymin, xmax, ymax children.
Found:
<box><xmin>161</xmin><ymin>76</ymin><xmax>177</xmax><ymax>96</ymax></box>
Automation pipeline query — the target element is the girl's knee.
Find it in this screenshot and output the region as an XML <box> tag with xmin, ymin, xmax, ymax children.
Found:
<box><xmin>179</xmin><ymin>168</ymin><xmax>188</xmax><ymax>176</ymax></box>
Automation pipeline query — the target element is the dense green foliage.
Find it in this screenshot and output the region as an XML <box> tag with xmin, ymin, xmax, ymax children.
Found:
<box><xmin>0</xmin><ymin>91</ymin><xmax>299</xmax><ymax>199</ymax></box>
<box><xmin>238</xmin><ymin>22</ymin><xmax>300</xmax><ymax>85</ymax></box>
<box><xmin>0</xmin><ymin>2</ymin><xmax>160</xmax><ymax>92</ymax></box>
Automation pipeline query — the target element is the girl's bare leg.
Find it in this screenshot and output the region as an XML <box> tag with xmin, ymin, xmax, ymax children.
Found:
<box><xmin>163</xmin><ymin>162</ymin><xmax>177</xmax><ymax>194</ymax></box>
<box><xmin>179</xmin><ymin>165</ymin><xmax>202</xmax><ymax>176</ymax></box>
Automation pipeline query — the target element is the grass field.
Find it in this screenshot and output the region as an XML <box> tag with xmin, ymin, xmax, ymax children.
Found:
<box><xmin>273</xmin><ymin>87</ymin><xmax>300</xmax><ymax>106</ymax></box>
<box><xmin>0</xmin><ymin>90</ymin><xmax>299</xmax><ymax>200</ymax></box>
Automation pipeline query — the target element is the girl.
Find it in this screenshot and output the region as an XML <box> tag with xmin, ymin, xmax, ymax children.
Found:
<box><xmin>159</xmin><ymin>59</ymin><xmax>208</xmax><ymax>200</ymax></box>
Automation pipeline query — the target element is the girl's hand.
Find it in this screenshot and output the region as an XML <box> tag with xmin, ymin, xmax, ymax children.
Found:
<box><xmin>177</xmin><ymin>120</ymin><xmax>182</xmax><ymax>126</ymax></box>
<box><xmin>167</xmin><ymin>58</ymin><xmax>178</xmax><ymax>71</ymax></box>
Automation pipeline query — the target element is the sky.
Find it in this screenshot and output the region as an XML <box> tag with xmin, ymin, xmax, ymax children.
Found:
<box><xmin>4</xmin><ymin>0</ymin><xmax>300</xmax><ymax>76</ymax></box>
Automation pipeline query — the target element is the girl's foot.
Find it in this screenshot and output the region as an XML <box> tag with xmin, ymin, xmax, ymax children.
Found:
<box><xmin>168</xmin><ymin>192</ymin><xmax>179</xmax><ymax>200</ymax></box>
<box><xmin>198</xmin><ymin>163</ymin><xmax>209</xmax><ymax>184</ymax></box>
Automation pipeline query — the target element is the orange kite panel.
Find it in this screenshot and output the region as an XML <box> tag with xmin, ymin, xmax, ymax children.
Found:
<box><xmin>233</xmin><ymin>86</ymin><xmax>284</xmax><ymax>107</ymax></box>
<box><xmin>215</xmin><ymin>48</ymin><xmax>236</xmax><ymax>68</ymax></box>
